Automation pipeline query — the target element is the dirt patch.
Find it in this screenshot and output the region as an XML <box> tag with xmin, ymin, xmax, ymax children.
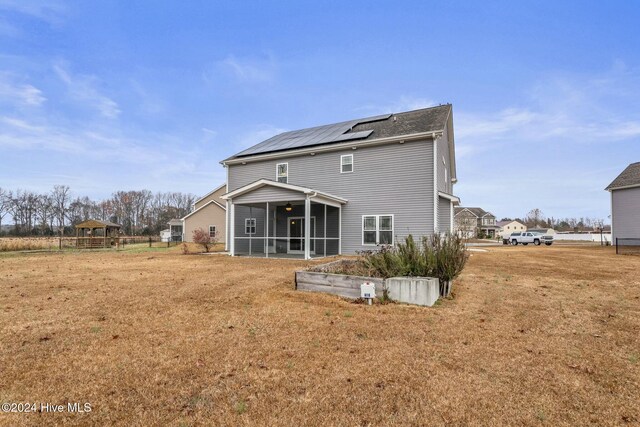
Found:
<box><xmin>0</xmin><ymin>245</ymin><xmax>638</xmax><ymax>425</ymax></box>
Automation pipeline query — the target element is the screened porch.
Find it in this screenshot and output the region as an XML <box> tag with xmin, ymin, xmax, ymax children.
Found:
<box><xmin>231</xmin><ymin>201</ymin><xmax>340</xmax><ymax>259</ymax></box>
<box><xmin>223</xmin><ymin>180</ymin><xmax>346</xmax><ymax>259</ymax></box>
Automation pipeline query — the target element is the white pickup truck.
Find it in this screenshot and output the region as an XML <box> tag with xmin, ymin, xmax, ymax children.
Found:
<box><xmin>504</xmin><ymin>231</ymin><xmax>553</xmax><ymax>246</ymax></box>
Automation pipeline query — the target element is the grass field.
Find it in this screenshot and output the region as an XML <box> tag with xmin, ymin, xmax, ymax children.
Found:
<box><xmin>1</xmin><ymin>246</ymin><xmax>639</xmax><ymax>426</ymax></box>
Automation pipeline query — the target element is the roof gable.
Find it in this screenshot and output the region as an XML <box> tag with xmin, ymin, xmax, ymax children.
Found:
<box><xmin>606</xmin><ymin>162</ymin><xmax>640</xmax><ymax>190</ymax></box>
<box><xmin>222</xmin><ymin>179</ymin><xmax>347</xmax><ymax>206</ymax></box>
<box><xmin>194</xmin><ymin>183</ymin><xmax>226</xmax><ymax>205</ymax></box>
<box><xmin>182</xmin><ymin>199</ymin><xmax>226</xmax><ymax>221</ymax></box>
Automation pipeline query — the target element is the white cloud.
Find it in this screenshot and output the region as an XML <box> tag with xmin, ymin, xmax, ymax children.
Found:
<box><xmin>129</xmin><ymin>79</ymin><xmax>166</xmax><ymax>116</ymax></box>
<box><xmin>0</xmin><ymin>73</ymin><xmax>46</xmax><ymax>106</ymax></box>
<box><xmin>454</xmin><ymin>64</ymin><xmax>640</xmax><ymax>219</ymax></box>
<box><xmin>53</xmin><ymin>61</ymin><xmax>121</xmax><ymax>118</ymax></box>
<box><xmin>0</xmin><ymin>0</ymin><xmax>67</xmax><ymax>25</ymax></box>
<box><xmin>203</xmin><ymin>53</ymin><xmax>278</xmax><ymax>87</ymax></box>
<box><xmin>201</xmin><ymin>127</ymin><xmax>217</xmax><ymax>138</ymax></box>
<box><xmin>456</xmin><ymin>67</ymin><xmax>640</xmax><ymax>145</ymax></box>
<box><xmin>456</xmin><ymin>108</ymin><xmax>538</xmax><ymax>140</ymax></box>
<box><xmin>220</xmin><ymin>53</ymin><xmax>277</xmax><ymax>83</ymax></box>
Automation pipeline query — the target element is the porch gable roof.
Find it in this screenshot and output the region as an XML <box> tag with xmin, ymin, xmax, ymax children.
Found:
<box><xmin>221</xmin><ymin>179</ymin><xmax>348</xmax><ymax>205</ymax></box>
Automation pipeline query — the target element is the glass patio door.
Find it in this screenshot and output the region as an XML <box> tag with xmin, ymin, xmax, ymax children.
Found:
<box><xmin>288</xmin><ymin>217</ymin><xmax>315</xmax><ymax>253</ymax></box>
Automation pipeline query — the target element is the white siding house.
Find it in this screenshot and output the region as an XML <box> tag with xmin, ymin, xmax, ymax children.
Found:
<box><xmin>606</xmin><ymin>162</ymin><xmax>640</xmax><ymax>242</ymax></box>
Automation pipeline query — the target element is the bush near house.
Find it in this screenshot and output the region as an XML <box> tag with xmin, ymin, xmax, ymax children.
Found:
<box><xmin>358</xmin><ymin>233</ymin><xmax>469</xmax><ymax>297</ymax></box>
<box><xmin>192</xmin><ymin>227</ymin><xmax>218</xmax><ymax>252</ymax></box>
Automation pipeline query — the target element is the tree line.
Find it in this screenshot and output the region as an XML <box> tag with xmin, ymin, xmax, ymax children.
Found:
<box><xmin>502</xmin><ymin>208</ymin><xmax>607</xmax><ymax>232</ymax></box>
<box><xmin>0</xmin><ymin>186</ymin><xmax>196</xmax><ymax>237</ymax></box>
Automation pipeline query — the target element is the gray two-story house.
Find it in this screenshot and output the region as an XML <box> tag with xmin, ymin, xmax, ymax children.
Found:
<box><xmin>220</xmin><ymin>104</ymin><xmax>460</xmax><ymax>259</ymax></box>
<box><xmin>454</xmin><ymin>207</ymin><xmax>498</xmax><ymax>238</ymax></box>
<box><xmin>606</xmin><ymin>161</ymin><xmax>640</xmax><ymax>242</ymax></box>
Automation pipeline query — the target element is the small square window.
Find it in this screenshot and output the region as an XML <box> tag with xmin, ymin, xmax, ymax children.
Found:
<box><xmin>341</xmin><ymin>154</ymin><xmax>353</xmax><ymax>173</ymax></box>
<box><xmin>245</xmin><ymin>218</ymin><xmax>256</xmax><ymax>235</ymax></box>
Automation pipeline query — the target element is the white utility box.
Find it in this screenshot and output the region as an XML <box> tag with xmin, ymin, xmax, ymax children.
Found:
<box><xmin>360</xmin><ymin>282</ymin><xmax>376</xmax><ymax>300</ymax></box>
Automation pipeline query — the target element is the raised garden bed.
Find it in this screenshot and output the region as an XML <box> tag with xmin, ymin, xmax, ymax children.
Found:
<box><xmin>296</xmin><ymin>259</ymin><xmax>440</xmax><ymax>306</ymax></box>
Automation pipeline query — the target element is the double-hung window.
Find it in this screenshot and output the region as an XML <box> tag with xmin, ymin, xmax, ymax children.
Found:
<box><xmin>341</xmin><ymin>154</ymin><xmax>353</xmax><ymax>173</ymax></box>
<box><xmin>362</xmin><ymin>215</ymin><xmax>394</xmax><ymax>245</ymax></box>
<box><xmin>209</xmin><ymin>225</ymin><xmax>217</xmax><ymax>238</ymax></box>
<box><xmin>276</xmin><ymin>163</ymin><xmax>288</xmax><ymax>183</ymax></box>
<box><xmin>245</xmin><ymin>218</ymin><xmax>256</xmax><ymax>235</ymax></box>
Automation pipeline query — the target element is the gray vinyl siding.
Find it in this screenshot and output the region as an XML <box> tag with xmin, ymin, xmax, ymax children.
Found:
<box><xmin>438</xmin><ymin>197</ymin><xmax>451</xmax><ymax>233</ymax></box>
<box><xmin>228</xmin><ymin>138</ymin><xmax>435</xmax><ymax>254</ymax></box>
<box><xmin>612</xmin><ymin>187</ymin><xmax>640</xmax><ymax>241</ymax></box>
<box><xmin>233</xmin><ymin>186</ymin><xmax>306</xmax><ymax>204</ymax></box>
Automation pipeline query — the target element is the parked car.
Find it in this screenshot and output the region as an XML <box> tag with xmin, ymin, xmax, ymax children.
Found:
<box><xmin>505</xmin><ymin>231</ymin><xmax>553</xmax><ymax>246</ymax></box>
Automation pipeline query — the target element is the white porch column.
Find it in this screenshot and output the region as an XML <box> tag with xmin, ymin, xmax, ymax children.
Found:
<box><xmin>265</xmin><ymin>202</ymin><xmax>269</xmax><ymax>258</ymax></box>
<box><xmin>304</xmin><ymin>196</ymin><xmax>311</xmax><ymax>260</ymax></box>
<box><xmin>225</xmin><ymin>200</ymin><xmax>229</xmax><ymax>251</ymax></box>
<box><xmin>324</xmin><ymin>204</ymin><xmax>327</xmax><ymax>257</ymax></box>
<box><xmin>229</xmin><ymin>201</ymin><xmax>235</xmax><ymax>256</ymax></box>
<box><xmin>338</xmin><ymin>205</ymin><xmax>342</xmax><ymax>255</ymax></box>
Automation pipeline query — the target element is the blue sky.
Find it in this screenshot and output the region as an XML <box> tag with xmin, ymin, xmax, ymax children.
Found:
<box><xmin>1</xmin><ymin>1</ymin><xmax>639</xmax><ymax>221</ymax></box>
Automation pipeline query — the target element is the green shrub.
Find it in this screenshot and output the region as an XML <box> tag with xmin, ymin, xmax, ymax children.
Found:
<box><xmin>358</xmin><ymin>233</ymin><xmax>468</xmax><ymax>297</ymax></box>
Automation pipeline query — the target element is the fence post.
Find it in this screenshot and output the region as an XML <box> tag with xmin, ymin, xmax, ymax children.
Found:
<box><xmin>149</xmin><ymin>237</ymin><xmax>152</xmax><ymax>248</ymax></box>
<box><xmin>59</xmin><ymin>237</ymin><xmax>62</xmax><ymax>250</ymax></box>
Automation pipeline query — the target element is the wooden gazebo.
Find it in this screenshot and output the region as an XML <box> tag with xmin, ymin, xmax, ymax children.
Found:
<box><xmin>75</xmin><ymin>220</ymin><xmax>121</xmax><ymax>249</ymax></box>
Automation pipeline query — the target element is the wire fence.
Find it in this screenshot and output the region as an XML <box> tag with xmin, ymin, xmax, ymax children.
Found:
<box><xmin>615</xmin><ymin>238</ymin><xmax>640</xmax><ymax>255</ymax></box>
<box><xmin>0</xmin><ymin>235</ymin><xmax>178</xmax><ymax>252</ymax></box>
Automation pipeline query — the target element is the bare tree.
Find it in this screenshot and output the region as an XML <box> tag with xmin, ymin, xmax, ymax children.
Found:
<box><xmin>0</xmin><ymin>188</ymin><xmax>10</xmax><ymax>235</ymax></box>
<box><xmin>192</xmin><ymin>227</ymin><xmax>217</xmax><ymax>252</ymax></box>
<box><xmin>1</xmin><ymin>186</ymin><xmax>198</xmax><ymax>237</ymax></box>
<box><xmin>525</xmin><ymin>208</ymin><xmax>545</xmax><ymax>228</ymax></box>
<box><xmin>52</xmin><ymin>185</ymin><xmax>71</xmax><ymax>236</ymax></box>
<box><xmin>36</xmin><ymin>194</ymin><xmax>55</xmax><ymax>235</ymax></box>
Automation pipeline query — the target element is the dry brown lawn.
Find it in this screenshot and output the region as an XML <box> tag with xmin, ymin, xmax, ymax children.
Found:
<box><xmin>0</xmin><ymin>246</ymin><xmax>639</xmax><ymax>426</ymax></box>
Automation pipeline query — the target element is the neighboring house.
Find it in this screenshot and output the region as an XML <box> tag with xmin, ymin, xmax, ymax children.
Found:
<box><xmin>606</xmin><ymin>161</ymin><xmax>640</xmax><ymax>241</ymax></box>
<box><xmin>220</xmin><ymin>104</ymin><xmax>460</xmax><ymax>259</ymax></box>
<box><xmin>497</xmin><ymin>220</ymin><xmax>527</xmax><ymax>237</ymax></box>
<box><xmin>454</xmin><ymin>207</ymin><xmax>499</xmax><ymax>238</ymax></box>
<box><xmin>168</xmin><ymin>219</ymin><xmax>183</xmax><ymax>242</ymax></box>
<box><xmin>182</xmin><ymin>183</ymin><xmax>227</xmax><ymax>244</ymax></box>
<box><xmin>160</xmin><ymin>229</ymin><xmax>171</xmax><ymax>242</ymax></box>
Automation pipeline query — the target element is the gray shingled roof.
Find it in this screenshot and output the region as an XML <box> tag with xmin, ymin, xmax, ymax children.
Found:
<box><xmin>455</xmin><ymin>207</ymin><xmax>493</xmax><ymax>217</ymax></box>
<box><xmin>227</xmin><ymin>104</ymin><xmax>451</xmax><ymax>159</ymax></box>
<box><xmin>606</xmin><ymin>162</ymin><xmax>640</xmax><ymax>190</ymax></box>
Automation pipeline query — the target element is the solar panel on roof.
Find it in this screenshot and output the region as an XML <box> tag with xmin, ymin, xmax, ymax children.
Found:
<box><xmin>229</xmin><ymin>111</ymin><xmax>410</xmax><ymax>158</ymax></box>
<box><xmin>233</xmin><ymin>114</ymin><xmax>391</xmax><ymax>158</ymax></box>
<box><xmin>332</xmin><ymin>130</ymin><xmax>373</xmax><ymax>142</ymax></box>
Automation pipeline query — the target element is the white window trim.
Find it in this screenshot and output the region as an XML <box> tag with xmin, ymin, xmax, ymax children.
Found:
<box><xmin>244</xmin><ymin>218</ymin><xmax>256</xmax><ymax>235</ymax></box>
<box><xmin>209</xmin><ymin>225</ymin><xmax>217</xmax><ymax>238</ymax></box>
<box><xmin>443</xmin><ymin>156</ymin><xmax>448</xmax><ymax>183</ymax></box>
<box><xmin>340</xmin><ymin>154</ymin><xmax>354</xmax><ymax>174</ymax></box>
<box><xmin>276</xmin><ymin>162</ymin><xmax>288</xmax><ymax>184</ymax></box>
<box><xmin>361</xmin><ymin>214</ymin><xmax>395</xmax><ymax>246</ymax></box>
